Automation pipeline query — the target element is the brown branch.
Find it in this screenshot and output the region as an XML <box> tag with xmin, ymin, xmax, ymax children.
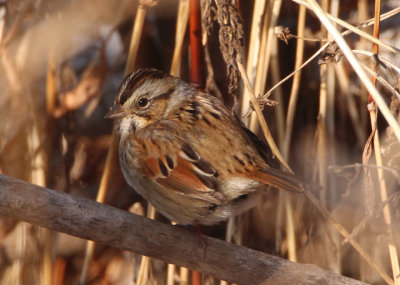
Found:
<box><xmin>0</xmin><ymin>174</ymin><xmax>368</xmax><ymax>285</ymax></box>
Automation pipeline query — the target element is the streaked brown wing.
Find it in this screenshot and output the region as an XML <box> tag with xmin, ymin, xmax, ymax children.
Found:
<box><xmin>134</xmin><ymin>131</ymin><xmax>224</xmax><ymax>204</ymax></box>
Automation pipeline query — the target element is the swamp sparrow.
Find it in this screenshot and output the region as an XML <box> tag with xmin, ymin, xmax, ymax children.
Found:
<box><xmin>106</xmin><ymin>68</ymin><xmax>304</xmax><ymax>225</ymax></box>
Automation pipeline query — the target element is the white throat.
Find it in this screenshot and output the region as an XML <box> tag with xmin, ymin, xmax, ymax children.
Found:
<box><xmin>119</xmin><ymin>115</ymin><xmax>148</xmax><ymax>138</ymax></box>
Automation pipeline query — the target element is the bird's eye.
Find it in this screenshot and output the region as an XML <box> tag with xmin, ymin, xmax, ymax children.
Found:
<box><xmin>138</xmin><ymin>98</ymin><xmax>149</xmax><ymax>108</ymax></box>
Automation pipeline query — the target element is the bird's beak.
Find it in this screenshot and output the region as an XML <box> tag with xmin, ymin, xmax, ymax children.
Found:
<box><xmin>105</xmin><ymin>104</ymin><xmax>127</xmax><ymax>119</ymax></box>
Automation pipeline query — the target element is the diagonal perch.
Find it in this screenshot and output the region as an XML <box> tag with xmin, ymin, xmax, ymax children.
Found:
<box><xmin>0</xmin><ymin>174</ymin><xmax>368</xmax><ymax>285</ymax></box>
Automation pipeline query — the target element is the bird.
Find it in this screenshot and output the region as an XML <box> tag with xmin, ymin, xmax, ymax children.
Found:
<box><xmin>106</xmin><ymin>68</ymin><xmax>304</xmax><ymax>225</ymax></box>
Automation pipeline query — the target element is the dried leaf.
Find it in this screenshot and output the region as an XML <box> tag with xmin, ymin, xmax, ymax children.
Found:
<box><xmin>318</xmin><ymin>42</ymin><xmax>343</xmax><ymax>65</ymax></box>
<box><xmin>362</xmin><ymin>103</ymin><xmax>377</xmax><ymax>165</ymax></box>
<box><xmin>274</xmin><ymin>26</ymin><xmax>293</xmax><ymax>45</ymax></box>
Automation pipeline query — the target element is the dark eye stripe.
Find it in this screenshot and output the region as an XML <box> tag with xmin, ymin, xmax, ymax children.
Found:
<box><xmin>117</xmin><ymin>69</ymin><xmax>166</xmax><ymax>105</ymax></box>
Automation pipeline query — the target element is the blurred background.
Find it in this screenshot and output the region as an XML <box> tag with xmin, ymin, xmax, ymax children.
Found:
<box><xmin>0</xmin><ymin>0</ymin><xmax>399</xmax><ymax>284</ymax></box>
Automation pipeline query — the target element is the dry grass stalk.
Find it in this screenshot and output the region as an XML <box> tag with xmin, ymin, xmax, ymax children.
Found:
<box><xmin>327</xmin><ymin>0</ymin><xmax>341</xmax><ymax>273</ymax></box>
<box><xmin>294</xmin><ymin>0</ymin><xmax>400</xmax><ymax>54</ymax></box>
<box><xmin>229</xmin><ymin>0</ymin><xmax>268</xmax><ymax>264</ymax></box>
<box><xmin>239</xmin><ymin>0</ymin><xmax>267</xmax><ymax>121</ymax></box>
<box><xmin>179</xmin><ymin>266</ymin><xmax>189</xmax><ymax>285</ymax></box>
<box><xmin>79</xmin><ymin>131</ymin><xmax>120</xmax><ymax>284</ymax></box>
<box><xmin>79</xmin><ymin>1</ymin><xmax>156</xmax><ymax>283</ymax></box>
<box><xmin>304</xmin><ymin>189</ymin><xmax>394</xmax><ymax>285</ymax></box>
<box><xmin>248</xmin><ymin>0</ymin><xmax>282</xmax><ymax>132</ymax></box>
<box><xmin>0</xmin><ymin>28</ymin><xmax>30</xmax><ymax>282</ymax></box>
<box><xmin>366</xmin><ymin>1</ymin><xmax>400</xmax><ymax>283</ymax></box>
<box><xmin>298</xmin><ymin>0</ymin><xmax>398</xmax><ymax>282</ymax></box>
<box><xmin>137</xmin><ymin>255</ymin><xmax>151</xmax><ymax>285</ymax></box>
<box><xmin>29</xmin><ymin>124</ymin><xmax>50</xmax><ymax>285</ymax></box>
<box><xmin>243</xmin><ymin>3</ymin><xmax>399</xmax><ymax>277</ymax></box>
<box><xmin>237</xmin><ymin>60</ymin><xmax>304</xmax><ymax>267</ymax></box>
<box><xmin>270</xmin><ymin>30</ymin><xmax>298</xmax><ymax>262</ymax></box>
<box><xmin>271</xmin><ymin>37</ymin><xmax>285</xmax><ymax>147</ymax></box>
<box><xmin>233</xmin><ymin>1</ymin><xmax>299</xmax><ymax>264</ymax></box>
<box><xmin>371</xmin><ymin>112</ymin><xmax>400</xmax><ymax>285</ymax></box>
<box><xmin>137</xmin><ymin>206</ymin><xmax>157</xmax><ymax>285</ymax></box>
<box><xmin>356</xmin><ymin>0</ymin><xmax>370</xmax><ymax>134</ymax></box>
<box><xmin>262</xmin><ymin>5</ymin><xmax>400</xmax><ymax>104</ymax></box>
<box><xmin>236</xmin><ymin>60</ymin><xmax>292</xmax><ymax>172</ymax></box>
<box><xmin>124</xmin><ymin>3</ymin><xmax>150</xmax><ymax>75</ymax></box>
<box><xmin>357</xmin><ymin>0</ymin><xmax>370</xmax><ymax>136</ymax></box>
<box><xmin>46</xmin><ymin>50</ymin><xmax>57</xmax><ymax>115</ymax></box>
<box><xmin>353</xmin><ymin>50</ymin><xmax>400</xmax><ymax>73</ymax></box>
<box><xmin>360</xmin><ymin>63</ymin><xmax>400</xmax><ymax>99</ymax></box>
<box><xmin>278</xmin><ymin>4</ymin><xmax>307</xmax><ymax>264</ymax></box>
<box><xmin>334</xmin><ymin>62</ymin><xmax>366</xmax><ymax>146</ymax></box>
<box><xmin>316</xmin><ymin>0</ymin><xmax>329</xmax><ymax>202</ymax></box>
<box><xmin>41</xmin><ymin>50</ymin><xmax>58</xmax><ymax>285</ymax></box>
<box><xmin>303</xmin><ymin>0</ymin><xmax>400</xmax><ymax>141</ymax></box>
<box><xmin>168</xmin><ymin>1</ymin><xmax>191</xmax><ymax>283</ymax></box>
<box><xmin>1</xmin><ymin>49</ymin><xmax>22</xmax><ymax>94</ymax></box>
<box><xmin>170</xmin><ymin>0</ymin><xmax>190</xmax><ymax>77</ymax></box>
<box><xmin>226</xmin><ymin>0</ymin><xmax>268</xmax><ymax>269</ymax></box>
<box><xmin>282</xmin><ymin>5</ymin><xmax>306</xmax><ymax>159</ymax></box>
<box><xmin>42</xmin><ymin>229</ymin><xmax>53</xmax><ymax>285</ymax></box>
<box><xmin>3</xmin><ymin>16</ymin><xmax>55</xmax><ymax>282</ymax></box>
<box><xmin>0</xmin><ymin>5</ymin><xmax>5</xmax><ymax>46</ymax></box>
<box><xmin>261</xmin><ymin>42</ymin><xmax>329</xmax><ymax>101</ymax></box>
<box><xmin>281</xmin><ymin>191</ymin><xmax>296</xmax><ymax>262</ymax></box>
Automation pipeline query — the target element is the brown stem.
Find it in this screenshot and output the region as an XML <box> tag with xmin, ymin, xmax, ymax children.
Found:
<box><xmin>191</xmin><ymin>270</ymin><xmax>201</xmax><ymax>285</ymax></box>
<box><xmin>189</xmin><ymin>0</ymin><xmax>204</xmax><ymax>88</ymax></box>
<box><xmin>368</xmin><ymin>0</ymin><xmax>380</xmax><ymax>102</ymax></box>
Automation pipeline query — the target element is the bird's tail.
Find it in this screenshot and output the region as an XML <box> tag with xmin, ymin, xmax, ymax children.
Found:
<box><xmin>250</xmin><ymin>168</ymin><xmax>305</xmax><ymax>193</ymax></box>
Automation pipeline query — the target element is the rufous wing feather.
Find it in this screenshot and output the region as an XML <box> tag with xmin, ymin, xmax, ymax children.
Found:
<box><xmin>137</xmin><ymin>135</ymin><xmax>222</xmax><ymax>203</ymax></box>
<box><xmin>156</xmin><ymin>156</ymin><xmax>217</xmax><ymax>195</ymax></box>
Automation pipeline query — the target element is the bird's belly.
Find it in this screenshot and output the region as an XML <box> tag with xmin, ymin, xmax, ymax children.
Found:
<box><xmin>119</xmin><ymin>162</ymin><xmax>209</xmax><ymax>224</ymax></box>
